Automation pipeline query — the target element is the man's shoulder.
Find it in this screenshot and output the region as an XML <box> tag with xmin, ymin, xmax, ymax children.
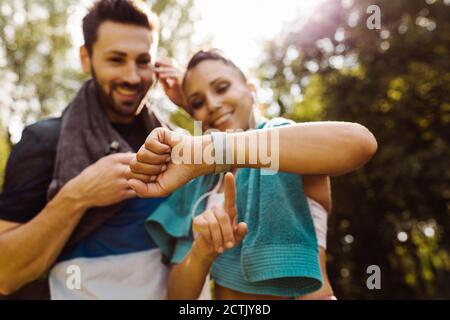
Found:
<box><xmin>23</xmin><ymin>117</ymin><xmax>62</xmax><ymax>148</ymax></box>
<box><xmin>26</xmin><ymin>117</ymin><xmax>61</xmax><ymax>137</ymax></box>
<box><xmin>0</xmin><ymin>117</ymin><xmax>62</xmax><ymax>224</ymax></box>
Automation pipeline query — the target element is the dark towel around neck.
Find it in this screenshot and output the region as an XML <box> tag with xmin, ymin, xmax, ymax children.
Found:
<box><xmin>48</xmin><ymin>79</ymin><xmax>161</xmax><ymax>249</ymax></box>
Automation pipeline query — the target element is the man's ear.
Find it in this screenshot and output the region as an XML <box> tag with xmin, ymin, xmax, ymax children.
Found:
<box><xmin>80</xmin><ymin>46</ymin><xmax>91</xmax><ymax>73</ymax></box>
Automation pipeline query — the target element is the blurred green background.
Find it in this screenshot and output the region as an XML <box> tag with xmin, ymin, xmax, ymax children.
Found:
<box><xmin>0</xmin><ymin>0</ymin><xmax>449</xmax><ymax>299</ymax></box>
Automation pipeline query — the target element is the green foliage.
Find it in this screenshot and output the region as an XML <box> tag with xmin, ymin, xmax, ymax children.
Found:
<box><xmin>258</xmin><ymin>0</ymin><xmax>450</xmax><ymax>298</ymax></box>
<box><xmin>170</xmin><ymin>108</ymin><xmax>195</xmax><ymax>134</ymax></box>
<box><xmin>0</xmin><ymin>128</ymin><xmax>10</xmax><ymax>189</ymax></box>
<box><xmin>150</xmin><ymin>0</ymin><xmax>198</xmax><ymax>64</ymax></box>
<box><xmin>150</xmin><ymin>0</ymin><xmax>199</xmax><ymax>126</ymax></box>
<box><xmin>0</xmin><ymin>0</ymin><xmax>82</xmax><ymax>125</ymax></box>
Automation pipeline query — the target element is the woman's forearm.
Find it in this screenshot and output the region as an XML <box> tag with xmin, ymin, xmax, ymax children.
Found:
<box><xmin>198</xmin><ymin>121</ymin><xmax>377</xmax><ymax>177</ymax></box>
<box><xmin>168</xmin><ymin>246</ymin><xmax>216</xmax><ymax>300</ymax></box>
<box><xmin>302</xmin><ymin>175</ymin><xmax>332</xmax><ymax>214</ymax></box>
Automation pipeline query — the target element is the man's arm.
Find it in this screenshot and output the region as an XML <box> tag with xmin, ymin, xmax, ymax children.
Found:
<box><xmin>0</xmin><ymin>152</ymin><xmax>154</xmax><ymax>296</ymax></box>
<box><xmin>0</xmin><ymin>186</ymin><xmax>87</xmax><ymax>295</ymax></box>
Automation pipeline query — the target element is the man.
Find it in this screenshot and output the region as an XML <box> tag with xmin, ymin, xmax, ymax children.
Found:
<box><xmin>0</xmin><ymin>0</ymin><xmax>173</xmax><ymax>299</ymax></box>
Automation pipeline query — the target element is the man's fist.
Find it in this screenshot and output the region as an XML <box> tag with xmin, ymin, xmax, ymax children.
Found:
<box><xmin>127</xmin><ymin>127</ymin><xmax>213</xmax><ymax>197</ymax></box>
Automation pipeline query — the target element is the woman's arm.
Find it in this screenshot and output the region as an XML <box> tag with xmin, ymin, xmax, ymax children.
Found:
<box><xmin>128</xmin><ymin>122</ymin><xmax>377</xmax><ymax>198</ymax></box>
<box><xmin>167</xmin><ymin>173</ymin><xmax>247</xmax><ymax>299</ymax></box>
<box><xmin>168</xmin><ymin>243</ymin><xmax>216</xmax><ymax>299</ymax></box>
<box><xmin>226</xmin><ymin>121</ymin><xmax>377</xmax><ymax>176</ymax></box>
<box><xmin>302</xmin><ymin>175</ymin><xmax>332</xmax><ymax>214</ymax></box>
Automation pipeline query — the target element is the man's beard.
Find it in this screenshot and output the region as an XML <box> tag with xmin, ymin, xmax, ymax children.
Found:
<box><xmin>91</xmin><ymin>68</ymin><xmax>151</xmax><ymax>118</ymax></box>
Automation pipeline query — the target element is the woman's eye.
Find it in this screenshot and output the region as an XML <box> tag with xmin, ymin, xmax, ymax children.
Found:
<box><xmin>216</xmin><ymin>83</ymin><xmax>229</xmax><ymax>94</ymax></box>
<box><xmin>138</xmin><ymin>59</ymin><xmax>151</xmax><ymax>66</ymax></box>
<box><xmin>191</xmin><ymin>99</ymin><xmax>204</xmax><ymax>110</ymax></box>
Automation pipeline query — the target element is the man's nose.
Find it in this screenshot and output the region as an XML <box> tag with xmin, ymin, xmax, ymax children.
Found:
<box><xmin>122</xmin><ymin>63</ymin><xmax>141</xmax><ymax>84</ymax></box>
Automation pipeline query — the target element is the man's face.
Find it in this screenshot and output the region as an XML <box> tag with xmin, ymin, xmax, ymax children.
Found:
<box><xmin>87</xmin><ymin>21</ymin><xmax>156</xmax><ymax>123</ymax></box>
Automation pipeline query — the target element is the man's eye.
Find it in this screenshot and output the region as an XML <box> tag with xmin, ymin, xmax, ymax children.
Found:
<box><xmin>109</xmin><ymin>58</ymin><xmax>124</xmax><ymax>64</ymax></box>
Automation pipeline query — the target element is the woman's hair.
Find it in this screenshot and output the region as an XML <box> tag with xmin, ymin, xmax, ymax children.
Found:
<box><xmin>183</xmin><ymin>49</ymin><xmax>248</xmax><ymax>86</ymax></box>
<box><xmin>82</xmin><ymin>0</ymin><xmax>159</xmax><ymax>56</ymax></box>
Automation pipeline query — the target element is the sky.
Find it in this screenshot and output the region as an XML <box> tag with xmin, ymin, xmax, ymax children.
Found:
<box><xmin>69</xmin><ymin>0</ymin><xmax>324</xmax><ymax>73</ymax></box>
<box><xmin>191</xmin><ymin>0</ymin><xmax>323</xmax><ymax>73</ymax></box>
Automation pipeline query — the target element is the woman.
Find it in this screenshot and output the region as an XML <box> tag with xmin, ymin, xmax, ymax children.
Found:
<box><xmin>129</xmin><ymin>50</ymin><xmax>377</xmax><ymax>299</ymax></box>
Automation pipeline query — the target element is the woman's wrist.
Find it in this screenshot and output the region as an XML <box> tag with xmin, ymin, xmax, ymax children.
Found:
<box><xmin>196</xmin><ymin>133</ymin><xmax>239</xmax><ymax>175</ymax></box>
<box><xmin>191</xmin><ymin>241</ymin><xmax>218</xmax><ymax>265</ymax></box>
<box><xmin>190</xmin><ymin>135</ymin><xmax>217</xmax><ymax>177</ymax></box>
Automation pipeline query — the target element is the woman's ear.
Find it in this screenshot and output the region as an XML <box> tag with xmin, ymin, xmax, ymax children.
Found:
<box><xmin>79</xmin><ymin>46</ymin><xmax>91</xmax><ymax>74</ymax></box>
<box><xmin>247</xmin><ymin>82</ymin><xmax>257</xmax><ymax>94</ymax></box>
<box><xmin>247</xmin><ymin>82</ymin><xmax>258</xmax><ymax>106</ymax></box>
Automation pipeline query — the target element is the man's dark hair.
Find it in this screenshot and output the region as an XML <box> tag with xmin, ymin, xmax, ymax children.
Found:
<box><xmin>183</xmin><ymin>49</ymin><xmax>248</xmax><ymax>85</ymax></box>
<box><xmin>82</xmin><ymin>0</ymin><xmax>159</xmax><ymax>56</ymax></box>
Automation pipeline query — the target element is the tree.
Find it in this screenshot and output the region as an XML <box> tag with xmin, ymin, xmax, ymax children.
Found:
<box><xmin>0</xmin><ymin>126</ymin><xmax>9</xmax><ymax>189</ymax></box>
<box><xmin>151</xmin><ymin>0</ymin><xmax>198</xmax><ymax>64</ymax></box>
<box><xmin>150</xmin><ymin>0</ymin><xmax>199</xmax><ymax>132</ymax></box>
<box><xmin>258</xmin><ymin>0</ymin><xmax>450</xmax><ymax>298</ymax></box>
<box><xmin>0</xmin><ymin>0</ymin><xmax>83</xmax><ymax>143</ymax></box>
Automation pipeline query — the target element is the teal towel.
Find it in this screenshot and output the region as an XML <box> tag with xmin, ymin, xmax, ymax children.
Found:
<box><xmin>144</xmin><ymin>174</ymin><xmax>217</xmax><ymax>263</ymax></box>
<box><xmin>145</xmin><ymin>118</ymin><xmax>323</xmax><ymax>296</ymax></box>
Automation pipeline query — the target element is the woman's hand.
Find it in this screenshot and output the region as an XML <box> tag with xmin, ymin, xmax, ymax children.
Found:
<box><xmin>155</xmin><ymin>57</ymin><xmax>187</xmax><ymax>109</ymax></box>
<box><xmin>166</xmin><ymin>174</ymin><xmax>246</xmax><ymax>300</ymax></box>
<box><xmin>191</xmin><ymin>173</ymin><xmax>248</xmax><ymax>260</ymax></box>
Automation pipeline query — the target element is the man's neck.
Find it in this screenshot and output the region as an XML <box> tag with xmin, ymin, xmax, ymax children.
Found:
<box><xmin>104</xmin><ymin>108</ymin><xmax>135</xmax><ymax>124</ymax></box>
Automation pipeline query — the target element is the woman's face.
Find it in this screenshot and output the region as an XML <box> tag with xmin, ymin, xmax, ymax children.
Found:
<box><xmin>183</xmin><ymin>60</ymin><xmax>255</xmax><ymax>132</ymax></box>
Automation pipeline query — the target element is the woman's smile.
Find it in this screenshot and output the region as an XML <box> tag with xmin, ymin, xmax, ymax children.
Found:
<box><xmin>211</xmin><ymin>111</ymin><xmax>233</xmax><ymax>127</ymax></box>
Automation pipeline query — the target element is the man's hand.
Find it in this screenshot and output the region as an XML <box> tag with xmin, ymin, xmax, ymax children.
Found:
<box><xmin>191</xmin><ymin>173</ymin><xmax>247</xmax><ymax>260</ymax></box>
<box><xmin>64</xmin><ymin>153</ymin><xmax>155</xmax><ymax>210</ymax></box>
<box><xmin>155</xmin><ymin>58</ymin><xmax>187</xmax><ymax>109</ymax></box>
<box><xmin>128</xmin><ymin>127</ymin><xmax>214</xmax><ymax>197</ymax></box>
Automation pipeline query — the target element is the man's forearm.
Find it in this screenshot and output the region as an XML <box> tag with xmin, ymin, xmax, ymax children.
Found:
<box><xmin>0</xmin><ymin>184</ymin><xmax>87</xmax><ymax>295</ymax></box>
